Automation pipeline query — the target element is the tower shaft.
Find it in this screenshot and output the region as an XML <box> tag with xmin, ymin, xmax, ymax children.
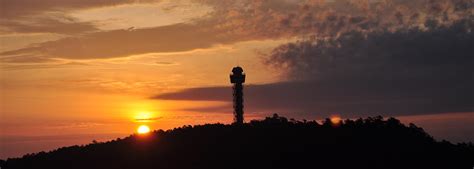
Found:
<box><xmin>233</xmin><ymin>83</ymin><xmax>244</xmax><ymax>124</ymax></box>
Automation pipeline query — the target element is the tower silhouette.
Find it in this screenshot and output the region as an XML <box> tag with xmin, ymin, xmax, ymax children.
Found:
<box><xmin>230</xmin><ymin>66</ymin><xmax>245</xmax><ymax>124</ymax></box>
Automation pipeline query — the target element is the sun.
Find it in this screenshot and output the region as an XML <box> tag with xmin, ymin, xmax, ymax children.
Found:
<box><xmin>137</xmin><ymin>125</ymin><xmax>151</xmax><ymax>134</ymax></box>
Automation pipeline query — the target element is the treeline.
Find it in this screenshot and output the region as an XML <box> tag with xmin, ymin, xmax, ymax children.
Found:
<box><xmin>1</xmin><ymin>114</ymin><xmax>473</xmax><ymax>169</ymax></box>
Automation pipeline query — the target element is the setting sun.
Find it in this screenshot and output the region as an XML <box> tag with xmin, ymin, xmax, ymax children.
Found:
<box><xmin>137</xmin><ymin>125</ymin><xmax>151</xmax><ymax>134</ymax></box>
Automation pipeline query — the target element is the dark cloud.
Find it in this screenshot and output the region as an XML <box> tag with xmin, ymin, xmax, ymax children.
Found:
<box><xmin>265</xmin><ymin>19</ymin><xmax>474</xmax><ymax>82</ymax></box>
<box><xmin>153</xmin><ymin>80</ymin><xmax>473</xmax><ymax>118</ymax></box>
<box><xmin>199</xmin><ymin>0</ymin><xmax>474</xmax><ymax>39</ymax></box>
<box><xmin>153</xmin><ymin>20</ymin><xmax>474</xmax><ymax>117</ymax></box>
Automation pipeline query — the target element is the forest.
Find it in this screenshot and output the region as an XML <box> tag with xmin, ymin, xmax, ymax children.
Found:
<box><xmin>1</xmin><ymin>114</ymin><xmax>473</xmax><ymax>169</ymax></box>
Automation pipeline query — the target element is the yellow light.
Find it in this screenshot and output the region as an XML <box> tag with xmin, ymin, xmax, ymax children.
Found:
<box><xmin>330</xmin><ymin>115</ymin><xmax>342</xmax><ymax>125</ymax></box>
<box><xmin>137</xmin><ymin>125</ymin><xmax>151</xmax><ymax>134</ymax></box>
<box><xmin>134</xmin><ymin>111</ymin><xmax>155</xmax><ymax>122</ymax></box>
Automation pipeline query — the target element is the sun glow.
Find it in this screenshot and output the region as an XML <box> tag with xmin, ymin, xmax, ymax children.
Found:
<box><xmin>330</xmin><ymin>115</ymin><xmax>342</xmax><ymax>126</ymax></box>
<box><xmin>134</xmin><ymin>111</ymin><xmax>156</xmax><ymax>122</ymax></box>
<box><xmin>135</xmin><ymin>111</ymin><xmax>152</xmax><ymax>119</ymax></box>
<box><xmin>137</xmin><ymin>125</ymin><xmax>151</xmax><ymax>134</ymax></box>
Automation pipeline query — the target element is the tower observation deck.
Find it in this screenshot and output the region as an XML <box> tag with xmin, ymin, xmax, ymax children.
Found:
<box><xmin>230</xmin><ymin>66</ymin><xmax>245</xmax><ymax>125</ymax></box>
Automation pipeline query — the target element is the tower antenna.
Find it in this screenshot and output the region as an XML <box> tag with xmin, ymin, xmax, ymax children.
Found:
<box><xmin>236</xmin><ymin>54</ymin><xmax>240</xmax><ymax>66</ymax></box>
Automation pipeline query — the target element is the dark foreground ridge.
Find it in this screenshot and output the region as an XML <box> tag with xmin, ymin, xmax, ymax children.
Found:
<box><xmin>1</xmin><ymin>114</ymin><xmax>473</xmax><ymax>169</ymax></box>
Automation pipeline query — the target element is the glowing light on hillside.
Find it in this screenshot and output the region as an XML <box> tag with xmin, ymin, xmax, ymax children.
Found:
<box><xmin>330</xmin><ymin>115</ymin><xmax>342</xmax><ymax>126</ymax></box>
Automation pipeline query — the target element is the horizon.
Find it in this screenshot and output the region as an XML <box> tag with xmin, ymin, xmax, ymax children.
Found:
<box><xmin>1</xmin><ymin>0</ymin><xmax>473</xmax><ymax>159</ymax></box>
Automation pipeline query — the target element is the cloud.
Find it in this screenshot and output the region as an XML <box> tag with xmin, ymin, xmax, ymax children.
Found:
<box><xmin>2</xmin><ymin>0</ymin><xmax>472</xmax><ymax>62</ymax></box>
<box><xmin>154</xmin><ymin>61</ymin><xmax>179</xmax><ymax>66</ymax></box>
<box><xmin>1</xmin><ymin>0</ymin><xmax>155</xmax><ymax>19</ymax></box>
<box><xmin>0</xmin><ymin>15</ymin><xmax>99</xmax><ymax>35</ymax></box>
<box><xmin>153</xmin><ymin>80</ymin><xmax>473</xmax><ymax>118</ymax></box>
<box><xmin>0</xmin><ymin>62</ymin><xmax>90</xmax><ymax>71</ymax></box>
<box><xmin>0</xmin><ymin>0</ymin><xmax>159</xmax><ymax>34</ymax></box>
<box><xmin>0</xmin><ymin>55</ymin><xmax>57</xmax><ymax>63</ymax></box>
<box><xmin>0</xmin><ymin>23</ymin><xmax>239</xmax><ymax>60</ymax></box>
<box><xmin>134</xmin><ymin>117</ymin><xmax>163</xmax><ymax>122</ymax></box>
<box><xmin>199</xmin><ymin>0</ymin><xmax>474</xmax><ymax>39</ymax></box>
<box><xmin>153</xmin><ymin>20</ymin><xmax>474</xmax><ymax>117</ymax></box>
<box><xmin>265</xmin><ymin>19</ymin><xmax>474</xmax><ymax>82</ymax></box>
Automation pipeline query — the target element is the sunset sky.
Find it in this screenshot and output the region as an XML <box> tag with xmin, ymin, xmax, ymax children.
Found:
<box><xmin>1</xmin><ymin>0</ymin><xmax>473</xmax><ymax>159</ymax></box>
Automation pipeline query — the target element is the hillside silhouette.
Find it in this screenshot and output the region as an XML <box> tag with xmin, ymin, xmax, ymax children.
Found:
<box><xmin>1</xmin><ymin>114</ymin><xmax>473</xmax><ymax>169</ymax></box>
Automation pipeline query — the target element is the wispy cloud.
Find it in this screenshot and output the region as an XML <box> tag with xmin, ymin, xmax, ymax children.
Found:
<box><xmin>0</xmin><ymin>0</ymin><xmax>160</xmax><ymax>34</ymax></box>
<box><xmin>133</xmin><ymin>117</ymin><xmax>163</xmax><ymax>122</ymax></box>
<box><xmin>0</xmin><ymin>23</ymin><xmax>239</xmax><ymax>62</ymax></box>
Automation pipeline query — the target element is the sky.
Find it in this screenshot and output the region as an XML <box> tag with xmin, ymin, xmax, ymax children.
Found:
<box><xmin>0</xmin><ymin>0</ymin><xmax>473</xmax><ymax>159</ymax></box>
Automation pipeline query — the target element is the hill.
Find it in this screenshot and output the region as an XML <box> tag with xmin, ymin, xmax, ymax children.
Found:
<box><xmin>1</xmin><ymin>114</ymin><xmax>473</xmax><ymax>169</ymax></box>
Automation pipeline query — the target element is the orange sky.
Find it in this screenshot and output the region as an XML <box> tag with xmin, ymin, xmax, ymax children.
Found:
<box><xmin>1</xmin><ymin>0</ymin><xmax>473</xmax><ymax>159</ymax></box>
